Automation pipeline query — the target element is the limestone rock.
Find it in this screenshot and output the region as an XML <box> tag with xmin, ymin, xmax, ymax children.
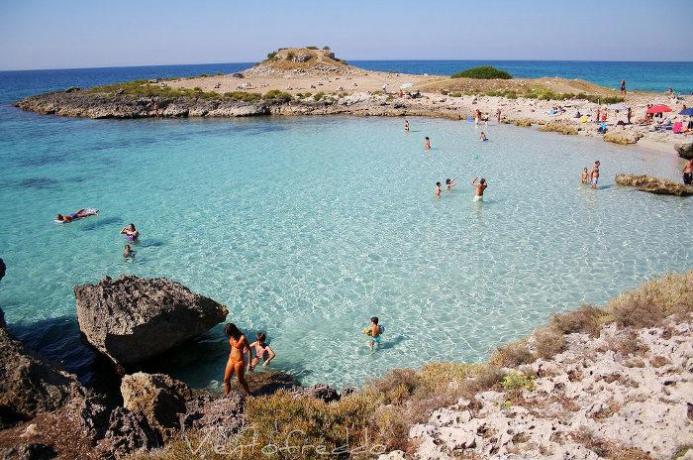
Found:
<box><xmin>96</xmin><ymin>407</ymin><xmax>161</xmax><ymax>459</ymax></box>
<box><xmin>74</xmin><ymin>275</ymin><xmax>228</xmax><ymax>367</ymax></box>
<box><xmin>615</xmin><ymin>174</ymin><xmax>693</xmax><ymax>197</ymax></box>
<box><xmin>603</xmin><ymin>128</ymin><xmax>642</xmax><ymax>145</ymax></box>
<box><xmin>675</xmin><ymin>142</ymin><xmax>693</xmax><ymax>159</ymax></box>
<box><xmin>303</xmin><ymin>384</ymin><xmax>340</xmax><ymax>402</ymax></box>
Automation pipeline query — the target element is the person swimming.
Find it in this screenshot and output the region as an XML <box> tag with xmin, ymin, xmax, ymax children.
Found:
<box><xmin>404</xmin><ymin>119</ymin><xmax>410</xmax><ymax>132</ymax></box>
<box><xmin>580</xmin><ymin>167</ymin><xmax>590</xmax><ymax>184</ymax></box>
<box><xmin>472</xmin><ymin>177</ymin><xmax>488</xmax><ymax>201</ymax></box>
<box><xmin>480</xmin><ymin>131</ymin><xmax>488</xmax><ymax>141</ymax></box>
<box><xmin>223</xmin><ymin>323</ymin><xmax>251</xmax><ymax>395</ymax></box>
<box><xmin>590</xmin><ymin>160</ymin><xmax>601</xmax><ymax>189</ymax></box>
<box><xmin>249</xmin><ymin>332</ymin><xmax>276</xmax><ymax>371</ymax></box>
<box><xmin>424</xmin><ymin>136</ymin><xmax>431</xmax><ymax>150</ymax></box>
<box><xmin>365</xmin><ymin>316</ymin><xmax>383</xmax><ymax>351</ymax></box>
<box><xmin>123</xmin><ymin>244</ymin><xmax>135</xmax><ymax>259</ymax></box>
<box><xmin>445</xmin><ymin>178</ymin><xmax>457</xmax><ymax>191</ymax></box>
<box><xmin>55</xmin><ymin>208</ymin><xmax>97</xmax><ymax>223</ymax></box>
<box><xmin>120</xmin><ymin>223</ymin><xmax>139</xmax><ymax>241</ymax></box>
<box><xmin>434</xmin><ymin>181</ymin><xmax>442</xmax><ymax>199</ymax></box>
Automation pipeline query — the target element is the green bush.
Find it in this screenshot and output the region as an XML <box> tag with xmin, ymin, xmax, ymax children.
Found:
<box><xmin>313</xmin><ymin>91</ymin><xmax>325</xmax><ymax>101</ymax></box>
<box><xmin>451</xmin><ymin>66</ymin><xmax>512</xmax><ymax>79</ymax></box>
<box><xmin>501</xmin><ymin>371</ymin><xmax>535</xmax><ymax>391</ymax></box>
<box><xmin>323</xmin><ymin>45</ymin><xmax>331</xmax><ymax>50</ymax></box>
<box><xmin>306</xmin><ymin>45</ymin><xmax>318</xmax><ymax>50</ymax></box>
<box><xmin>263</xmin><ymin>89</ymin><xmax>292</xmax><ymax>103</ymax></box>
<box><xmin>223</xmin><ymin>91</ymin><xmax>262</xmax><ymax>102</ymax></box>
<box><xmin>266</xmin><ymin>51</ymin><xmax>277</xmax><ymax>60</ymax></box>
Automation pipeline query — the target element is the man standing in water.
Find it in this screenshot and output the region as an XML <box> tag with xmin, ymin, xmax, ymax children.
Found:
<box><xmin>590</xmin><ymin>160</ymin><xmax>601</xmax><ymax>189</ymax></box>
<box><xmin>471</xmin><ymin>177</ymin><xmax>488</xmax><ymax>201</ymax></box>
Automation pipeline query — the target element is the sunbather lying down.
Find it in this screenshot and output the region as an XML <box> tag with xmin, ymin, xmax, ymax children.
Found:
<box><xmin>55</xmin><ymin>208</ymin><xmax>98</xmax><ymax>223</ymax></box>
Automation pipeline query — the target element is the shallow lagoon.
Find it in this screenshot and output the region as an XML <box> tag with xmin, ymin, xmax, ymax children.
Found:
<box><xmin>1</xmin><ymin>114</ymin><xmax>690</xmax><ymax>388</ymax></box>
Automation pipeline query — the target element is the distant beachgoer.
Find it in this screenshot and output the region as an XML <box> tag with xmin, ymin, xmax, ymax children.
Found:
<box><xmin>627</xmin><ymin>107</ymin><xmax>632</xmax><ymax>124</ymax></box>
<box><xmin>480</xmin><ymin>131</ymin><xmax>488</xmax><ymax>142</ymax></box>
<box><xmin>590</xmin><ymin>160</ymin><xmax>601</xmax><ymax>189</ymax></box>
<box><xmin>471</xmin><ymin>177</ymin><xmax>487</xmax><ymax>201</ymax></box>
<box><xmin>601</xmin><ymin>111</ymin><xmax>607</xmax><ymax>122</ymax></box>
<box><xmin>595</xmin><ymin>108</ymin><xmax>600</xmax><ymax>123</ymax></box>
<box><xmin>580</xmin><ymin>168</ymin><xmax>590</xmax><ymax>184</ymax></box>
<box><xmin>404</xmin><ymin>119</ymin><xmax>409</xmax><ymax>132</ymax></box>
<box><xmin>475</xmin><ymin>109</ymin><xmax>482</xmax><ymax>125</ymax></box>
<box><xmin>249</xmin><ymin>332</ymin><xmax>276</xmax><ymax>371</ymax></box>
<box><xmin>123</xmin><ymin>244</ymin><xmax>135</xmax><ymax>259</ymax></box>
<box><xmin>445</xmin><ymin>178</ymin><xmax>457</xmax><ymax>191</ymax></box>
<box><xmin>620</xmin><ymin>80</ymin><xmax>626</xmax><ymax>95</ymax></box>
<box><xmin>424</xmin><ymin>137</ymin><xmax>431</xmax><ymax>150</ymax></box>
<box><xmin>382</xmin><ymin>83</ymin><xmax>388</xmax><ymax>93</ymax></box>
<box><xmin>434</xmin><ymin>181</ymin><xmax>442</xmax><ymax>198</ymax></box>
<box><xmin>683</xmin><ymin>159</ymin><xmax>693</xmax><ymax>185</ymax></box>
<box><xmin>496</xmin><ymin>108</ymin><xmax>501</xmax><ymax>123</ymax></box>
<box><xmin>365</xmin><ymin>316</ymin><xmax>383</xmax><ymax>351</ymax></box>
<box><xmin>120</xmin><ymin>224</ymin><xmax>139</xmax><ymax>242</ymax></box>
<box><xmin>223</xmin><ymin>323</ymin><xmax>251</xmax><ymax>395</ymax></box>
<box><xmin>668</xmin><ymin>88</ymin><xmax>674</xmax><ymax>96</ymax></box>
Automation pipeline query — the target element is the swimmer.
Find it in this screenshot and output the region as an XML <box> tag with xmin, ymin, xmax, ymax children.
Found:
<box><xmin>55</xmin><ymin>208</ymin><xmax>97</xmax><ymax>223</ymax></box>
<box><xmin>404</xmin><ymin>119</ymin><xmax>410</xmax><ymax>132</ymax></box>
<box><xmin>55</xmin><ymin>214</ymin><xmax>73</xmax><ymax>223</ymax></box>
<box><xmin>472</xmin><ymin>177</ymin><xmax>488</xmax><ymax>201</ymax></box>
<box><xmin>424</xmin><ymin>136</ymin><xmax>431</xmax><ymax>150</ymax></box>
<box><xmin>249</xmin><ymin>332</ymin><xmax>276</xmax><ymax>371</ymax></box>
<box><xmin>590</xmin><ymin>160</ymin><xmax>601</xmax><ymax>189</ymax></box>
<box><xmin>580</xmin><ymin>167</ymin><xmax>590</xmax><ymax>184</ymax></box>
<box><xmin>480</xmin><ymin>131</ymin><xmax>488</xmax><ymax>142</ymax></box>
<box><xmin>434</xmin><ymin>181</ymin><xmax>442</xmax><ymax>199</ymax></box>
<box><xmin>223</xmin><ymin>323</ymin><xmax>251</xmax><ymax>395</ymax></box>
<box><xmin>120</xmin><ymin>223</ymin><xmax>139</xmax><ymax>241</ymax></box>
<box><xmin>123</xmin><ymin>244</ymin><xmax>135</xmax><ymax>259</ymax></box>
<box><xmin>683</xmin><ymin>159</ymin><xmax>693</xmax><ymax>185</ymax></box>
<box><xmin>366</xmin><ymin>316</ymin><xmax>383</xmax><ymax>351</ymax></box>
<box><xmin>445</xmin><ymin>178</ymin><xmax>457</xmax><ymax>191</ymax></box>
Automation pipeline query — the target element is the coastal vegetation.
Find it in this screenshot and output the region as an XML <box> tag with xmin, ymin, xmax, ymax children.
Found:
<box><xmin>154</xmin><ymin>271</ymin><xmax>692</xmax><ymax>459</ymax></box>
<box><xmin>451</xmin><ymin>65</ymin><xmax>512</xmax><ymax>79</ymax></box>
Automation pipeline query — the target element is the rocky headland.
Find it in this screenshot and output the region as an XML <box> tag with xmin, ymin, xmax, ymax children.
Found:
<box><xmin>13</xmin><ymin>47</ymin><xmax>693</xmax><ymax>158</ymax></box>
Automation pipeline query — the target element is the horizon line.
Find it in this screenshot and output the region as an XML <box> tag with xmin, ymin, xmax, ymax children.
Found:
<box><xmin>2</xmin><ymin>57</ymin><xmax>693</xmax><ymax>73</ymax></box>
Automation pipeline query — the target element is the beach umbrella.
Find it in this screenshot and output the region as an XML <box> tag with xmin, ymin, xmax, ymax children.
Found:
<box><xmin>399</xmin><ymin>82</ymin><xmax>413</xmax><ymax>90</ymax></box>
<box><xmin>679</xmin><ymin>108</ymin><xmax>693</xmax><ymax>116</ymax></box>
<box><xmin>646</xmin><ymin>104</ymin><xmax>672</xmax><ymax>114</ymax></box>
<box><xmin>608</xmin><ymin>102</ymin><xmax>629</xmax><ymax>111</ymax></box>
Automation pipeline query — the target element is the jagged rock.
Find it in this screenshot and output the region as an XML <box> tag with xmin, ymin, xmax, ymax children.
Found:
<box><xmin>120</xmin><ymin>372</ymin><xmax>191</xmax><ymax>435</ymax></box>
<box><xmin>538</xmin><ymin>121</ymin><xmax>578</xmax><ymax>135</ymax></box>
<box><xmin>96</xmin><ymin>407</ymin><xmax>161</xmax><ymax>459</ymax></box>
<box><xmin>303</xmin><ymin>384</ymin><xmax>340</xmax><ymax>402</ymax></box>
<box><xmin>245</xmin><ymin>370</ymin><xmax>297</xmax><ymax>395</ymax></box>
<box><xmin>1</xmin><ymin>443</ymin><xmax>56</xmax><ymax>460</ymax></box>
<box><xmin>615</xmin><ymin>174</ymin><xmax>693</xmax><ymax>196</ymax></box>
<box><xmin>183</xmin><ymin>392</ymin><xmax>244</xmax><ymax>441</ymax></box>
<box><xmin>74</xmin><ymin>275</ymin><xmax>228</xmax><ymax>367</ymax></box>
<box><xmin>675</xmin><ymin>142</ymin><xmax>693</xmax><ymax>159</ymax></box>
<box><xmin>0</xmin><ymin>324</ymin><xmax>77</xmax><ymax>428</ymax></box>
<box><xmin>603</xmin><ymin>129</ymin><xmax>642</xmax><ymax>145</ymax></box>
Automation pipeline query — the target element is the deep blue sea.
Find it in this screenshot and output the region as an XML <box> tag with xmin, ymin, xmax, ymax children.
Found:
<box><xmin>0</xmin><ymin>61</ymin><xmax>691</xmax><ymax>389</ymax></box>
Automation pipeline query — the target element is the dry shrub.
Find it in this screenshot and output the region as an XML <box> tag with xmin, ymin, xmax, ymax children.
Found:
<box><xmin>549</xmin><ymin>305</ymin><xmax>606</xmax><ymax>337</ymax></box>
<box><xmin>606</xmin><ymin>271</ymin><xmax>693</xmax><ymax>328</ymax></box>
<box><xmin>489</xmin><ymin>340</ymin><xmax>535</xmax><ymax>368</ymax></box>
<box><xmin>612</xmin><ymin>332</ymin><xmax>649</xmax><ymax>356</ymax></box>
<box><xmin>533</xmin><ymin>327</ymin><xmax>566</xmax><ymax>359</ymax></box>
<box><xmin>649</xmin><ymin>356</ymin><xmax>670</xmax><ymax>368</ymax></box>
<box><xmin>571</xmin><ymin>429</ymin><xmax>654</xmax><ymax>460</ymax></box>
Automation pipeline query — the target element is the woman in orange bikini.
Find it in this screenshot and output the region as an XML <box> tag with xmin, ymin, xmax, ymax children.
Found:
<box><xmin>223</xmin><ymin>323</ymin><xmax>251</xmax><ymax>395</ymax></box>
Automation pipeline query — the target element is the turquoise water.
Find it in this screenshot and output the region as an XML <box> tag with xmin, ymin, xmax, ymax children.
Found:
<box><xmin>1</xmin><ymin>109</ymin><xmax>691</xmax><ymax>388</ymax></box>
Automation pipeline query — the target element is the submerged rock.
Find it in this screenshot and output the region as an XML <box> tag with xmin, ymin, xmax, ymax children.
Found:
<box><xmin>615</xmin><ymin>173</ymin><xmax>693</xmax><ymax>196</ymax></box>
<box><xmin>74</xmin><ymin>275</ymin><xmax>228</xmax><ymax>368</ymax></box>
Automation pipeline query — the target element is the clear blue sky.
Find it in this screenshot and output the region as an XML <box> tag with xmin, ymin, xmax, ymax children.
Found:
<box><xmin>1</xmin><ymin>0</ymin><xmax>692</xmax><ymax>70</ymax></box>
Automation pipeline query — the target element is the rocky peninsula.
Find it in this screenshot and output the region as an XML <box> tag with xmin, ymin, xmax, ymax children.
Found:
<box><xmin>14</xmin><ymin>47</ymin><xmax>693</xmax><ymax>158</ymax></box>
<box><xmin>1</xmin><ymin>271</ymin><xmax>691</xmax><ymax>459</ymax></box>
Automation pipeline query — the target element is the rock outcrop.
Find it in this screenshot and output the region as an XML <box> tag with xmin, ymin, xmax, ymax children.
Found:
<box><xmin>615</xmin><ymin>174</ymin><xmax>693</xmax><ymax>196</ymax></box>
<box><xmin>538</xmin><ymin>121</ymin><xmax>578</xmax><ymax>135</ymax></box>
<box><xmin>0</xmin><ymin>320</ymin><xmax>77</xmax><ymax>428</ymax></box>
<box><xmin>74</xmin><ymin>276</ymin><xmax>228</xmax><ymax>368</ymax></box>
<box><xmin>395</xmin><ymin>320</ymin><xmax>693</xmax><ymax>460</ymax></box>
<box><xmin>603</xmin><ymin>128</ymin><xmax>642</xmax><ymax>145</ymax></box>
<box><xmin>675</xmin><ymin>142</ymin><xmax>693</xmax><ymax>159</ymax></box>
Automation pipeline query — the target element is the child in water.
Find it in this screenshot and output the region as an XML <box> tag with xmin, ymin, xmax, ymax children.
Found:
<box><xmin>580</xmin><ymin>167</ymin><xmax>590</xmax><ymax>184</ymax></box>
<box><xmin>248</xmin><ymin>332</ymin><xmax>276</xmax><ymax>371</ymax></box>
<box><xmin>365</xmin><ymin>316</ymin><xmax>383</xmax><ymax>351</ymax></box>
<box><xmin>445</xmin><ymin>178</ymin><xmax>457</xmax><ymax>191</ymax></box>
<box><xmin>424</xmin><ymin>137</ymin><xmax>431</xmax><ymax>150</ymax></box>
<box><xmin>480</xmin><ymin>131</ymin><xmax>488</xmax><ymax>141</ymax></box>
<box><xmin>123</xmin><ymin>244</ymin><xmax>135</xmax><ymax>259</ymax></box>
<box><xmin>434</xmin><ymin>181</ymin><xmax>442</xmax><ymax>198</ymax></box>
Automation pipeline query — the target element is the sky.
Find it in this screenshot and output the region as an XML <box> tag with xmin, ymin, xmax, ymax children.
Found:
<box><xmin>1</xmin><ymin>0</ymin><xmax>692</xmax><ymax>70</ymax></box>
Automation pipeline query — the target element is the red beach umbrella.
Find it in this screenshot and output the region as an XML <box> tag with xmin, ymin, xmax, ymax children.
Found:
<box><xmin>646</xmin><ymin>104</ymin><xmax>672</xmax><ymax>114</ymax></box>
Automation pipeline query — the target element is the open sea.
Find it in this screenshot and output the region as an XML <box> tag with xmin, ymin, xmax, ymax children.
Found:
<box><xmin>0</xmin><ymin>61</ymin><xmax>691</xmax><ymax>389</ymax></box>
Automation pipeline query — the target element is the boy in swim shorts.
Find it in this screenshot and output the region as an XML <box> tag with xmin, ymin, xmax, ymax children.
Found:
<box><xmin>590</xmin><ymin>160</ymin><xmax>600</xmax><ymax>189</ymax></box>
<box><xmin>248</xmin><ymin>332</ymin><xmax>276</xmax><ymax>370</ymax></box>
<box><xmin>472</xmin><ymin>177</ymin><xmax>487</xmax><ymax>201</ymax></box>
<box><xmin>366</xmin><ymin>316</ymin><xmax>382</xmax><ymax>351</ymax></box>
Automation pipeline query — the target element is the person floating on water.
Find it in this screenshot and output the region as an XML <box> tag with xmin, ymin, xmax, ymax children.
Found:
<box><xmin>480</xmin><ymin>131</ymin><xmax>488</xmax><ymax>142</ymax></box>
<box><xmin>404</xmin><ymin>119</ymin><xmax>410</xmax><ymax>133</ymax></box>
<box><xmin>424</xmin><ymin>136</ymin><xmax>431</xmax><ymax>150</ymax></box>
<box><xmin>446</xmin><ymin>178</ymin><xmax>457</xmax><ymax>191</ymax></box>
<box><xmin>123</xmin><ymin>244</ymin><xmax>135</xmax><ymax>259</ymax></box>
<box><xmin>471</xmin><ymin>177</ymin><xmax>488</xmax><ymax>202</ymax></box>
<box><xmin>580</xmin><ymin>168</ymin><xmax>590</xmax><ymax>185</ymax></box>
<box><xmin>55</xmin><ymin>208</ymin><xmax>98</xmax><ymax>223</ymax></box>
<box><xmin>683</xmin><ymin>159</ymin><xmax>693</xmax><ymax>185</ymax></box>
<box><xmin>590</xmin><ymin>160</ymin><xmax>601</xmax><ymax>189</ymax></box>
<box><xmin>223</xmin><ymin>323</ymin><xmax>251</xmax><ymax>395</ymax></box>
<box><xmin>120</xmin><ymin>223</ymin><xmax>139</xmax><ymax>242</ymax></box>
<box><xmin>364</xmin><ymin>316</ymin><xmax>383</xmax><ymax>351</ymax></box>
<box><xmin>249</xmin><ymin>332</ymin><xmax>276</xmax><ymax>371</ymax></box>
<box><xmin>434</xmin><ymin>181</ymin><xmax>442</xmax><ymax>199</ymax></box>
